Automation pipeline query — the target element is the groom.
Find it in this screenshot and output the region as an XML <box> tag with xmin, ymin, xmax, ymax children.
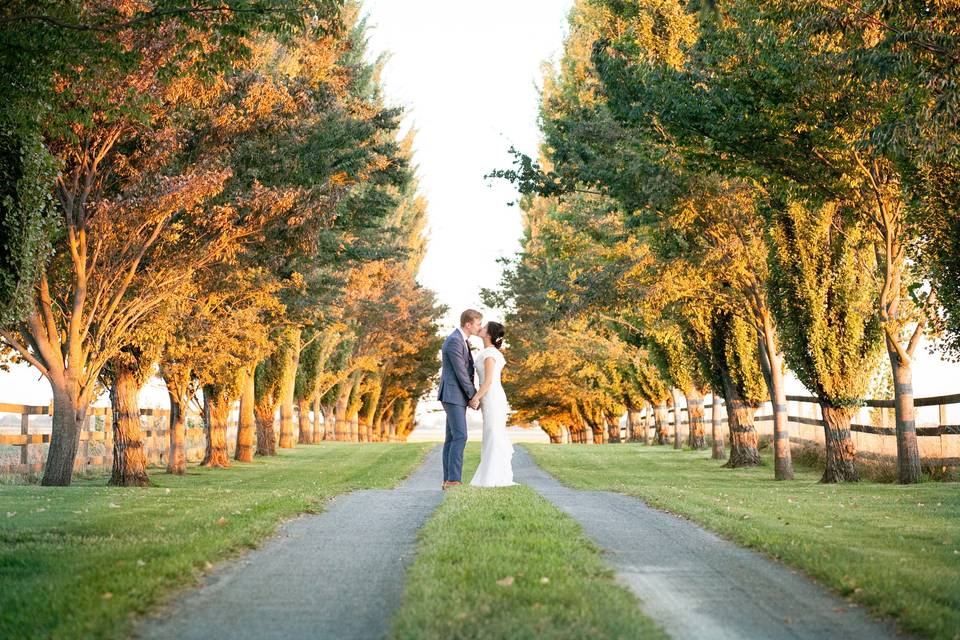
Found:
<box><xmin>438</xmin><ymin>309</ymin><xmax>483</xmax><ymax>490</ymax></box>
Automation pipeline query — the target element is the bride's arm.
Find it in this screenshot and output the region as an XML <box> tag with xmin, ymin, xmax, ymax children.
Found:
<box><xmin>470</xmin><ymin>357</ymin><xmax>497</xmax><ymax>405</ymax></box>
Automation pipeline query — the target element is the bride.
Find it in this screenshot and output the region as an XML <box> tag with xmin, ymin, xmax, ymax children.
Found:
<box><xmin>468</xmin><ymin>321</ymin><xmax>516</xmax><ymax>487</ymax></box>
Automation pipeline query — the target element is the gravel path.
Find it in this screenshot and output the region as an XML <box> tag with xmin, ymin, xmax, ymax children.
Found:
<box><xmin>513</xmin><ymin>447</ymin><xmax>907</xmax><ymax>640</ymax></box>
<box><xmin>132</xmin><ymin>444</ymin><xmax>907</xmax><ymax>640</ymax></box>
<box><xmin>132</xmin><ymin>446</ymin><xmax>443</xmax><ymax>640</ymax></box>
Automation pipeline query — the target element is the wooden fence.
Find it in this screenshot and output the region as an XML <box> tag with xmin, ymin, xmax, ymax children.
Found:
<box><xmin>0</xmin><ymin>403</ymin><xmax>210</xmax><ymax>475</ymax></box>
<box><xmin>0</xmin><ymin>400</ymin><xmax>395</xmax><ymax>476</ymax></box>
<box><xmin>6</xmin><ymin>392</ymin><xmax>958</xmax><ymax>474</ymax></box>
<box><xmin>616</xmin><ymin>393</ymin><xmax>960</xmax><ymax>467</ymax></box>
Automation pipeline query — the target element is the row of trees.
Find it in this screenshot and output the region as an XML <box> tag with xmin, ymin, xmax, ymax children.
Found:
<box><xmin>0</xmin><ymin>1</ymin><xmax>443</xmax><ymax>486</ymax></box>
<box><xmin>489</xmin><ymin>0</ymin><xmax>959</xmax><ymax>483</ymax></box>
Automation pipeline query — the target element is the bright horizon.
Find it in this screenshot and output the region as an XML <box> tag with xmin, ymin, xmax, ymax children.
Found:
<box><xmin>363</xmin><ymin>0</ymin><xmax>575</xmax><ymax>328</ymax></box>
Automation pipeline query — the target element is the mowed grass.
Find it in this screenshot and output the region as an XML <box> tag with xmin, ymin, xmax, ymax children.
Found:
<box><xmin>0</xmin><ymin>442</ymin><xmax>431</xmax><ymax>640</ymax></box>
<box><xmin>524</xmin><ymin>443</ymin><xmax>960</xmax><ymax>640</ymax></box>
<box><xmin>389</xmin><ymin>444</ymin><xmax>667</xmax><ymax>640</ymax></box>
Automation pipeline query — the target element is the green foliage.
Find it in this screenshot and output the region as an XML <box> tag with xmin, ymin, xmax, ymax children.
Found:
<box><xmin>765</xmin><ymin>199</ymin><xmax>884</xmax><ymax>406</ymax></box>
<box><xmin>709</xmin><ymin>310</ymin><xmax>767</xmax><ymax>406</ymax></box>
<box><xmin>0</xmin><ymin>130</ymin><xmax>57</xmax><ymax>325</ymax></box>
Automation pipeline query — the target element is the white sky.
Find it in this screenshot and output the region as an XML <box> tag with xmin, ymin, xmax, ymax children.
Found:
<box><xmin>362</xmin><ymin>0</ymin><xmax>574</xmax><ymax>328</ymax></box>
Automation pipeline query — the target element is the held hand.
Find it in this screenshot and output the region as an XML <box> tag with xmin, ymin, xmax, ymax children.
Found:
<box><xmin>468</xmin><ymin>397</ymin><xmax>480</xmax><ymax>410</ymax></box>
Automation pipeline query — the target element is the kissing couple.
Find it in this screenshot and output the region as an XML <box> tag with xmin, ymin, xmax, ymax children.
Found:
<box><xmin>437</xmin><ymin>309</ymin><xmax>516</xmax><ymax>489</ymax></box>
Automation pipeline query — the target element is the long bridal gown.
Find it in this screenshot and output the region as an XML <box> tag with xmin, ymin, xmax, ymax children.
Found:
<box><xmin>469</xmin><ymin>346</ymin><xmax>516</xmax><ymax>487</ymax></box>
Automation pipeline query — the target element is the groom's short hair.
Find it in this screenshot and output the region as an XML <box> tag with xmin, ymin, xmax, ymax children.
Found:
<box><xmin>460</xmin><ymin>309</ymin><xmax>482</xmax><ymax>326</ymax></box>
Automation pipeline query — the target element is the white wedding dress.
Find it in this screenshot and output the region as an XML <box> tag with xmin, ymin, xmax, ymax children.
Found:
<box><xmin>470</xmin><ymin>346</ymin><xmax>516</xmax><ymax>487</ymax></box>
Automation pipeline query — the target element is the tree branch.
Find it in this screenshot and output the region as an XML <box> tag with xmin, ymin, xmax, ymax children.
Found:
<box><xmin>0</xmin><ymin>331</ymin><xmax>50</xmax><ymax>379</ymax></box>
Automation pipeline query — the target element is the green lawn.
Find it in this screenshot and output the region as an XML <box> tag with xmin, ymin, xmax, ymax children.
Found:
<box><xmin>0</xmin><ymin>442</ymin><xmax>431</xmax><ymax>640</ymax></box>
<box><xmin>389</xmin><ymin>444</ymin><xmax>667</xmax><ymax>640</ymax></box>
<box><xmin>524</xmin><ymin>443</ymin><xmax>960</xmax><ymax>640</ymax></box>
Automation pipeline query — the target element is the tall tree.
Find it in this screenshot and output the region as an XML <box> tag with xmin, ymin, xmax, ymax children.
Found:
<box><xmin>0</xmin><ymin>1</ymin><xmax>341</xmax><ymax>485</ymax></box>
<box><xmin>766</xmin><ymin>198</ymin><xmax>884</xmax><ymax>482</ymax></box>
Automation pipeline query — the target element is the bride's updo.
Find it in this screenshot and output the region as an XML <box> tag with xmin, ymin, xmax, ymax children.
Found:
<box><xmin>487</xmin><ymin>321</ymin><xmax>505</xmax><ymax>350</ymax></box>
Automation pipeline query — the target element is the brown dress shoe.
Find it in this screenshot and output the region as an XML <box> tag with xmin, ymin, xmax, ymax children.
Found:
<box><xmin>447</xmin><ymin>481</ymin><xmax>463</xmax><ymax>488</ymax></box>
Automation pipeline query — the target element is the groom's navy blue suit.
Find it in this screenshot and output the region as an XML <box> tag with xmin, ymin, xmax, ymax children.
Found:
<box><xmin>438</xmin><ymin>328</ymin><xmax>476</xmax><ymax>483</ymax></box>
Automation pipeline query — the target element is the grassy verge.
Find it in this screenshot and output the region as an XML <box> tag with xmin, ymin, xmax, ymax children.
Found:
<box><xmin>0</xmin><ymin>442</ymin><xmax>431</xmax><ymax>640</ymax></box>
<box><xmin>524</xmin><ymin>443</ymin><xmax>960</xmax><ymax>640</ymax></box>
<box><xmin>389</xmin><ymin>444</ymin><xmax>666</xmax><ymax>640</ymax></box>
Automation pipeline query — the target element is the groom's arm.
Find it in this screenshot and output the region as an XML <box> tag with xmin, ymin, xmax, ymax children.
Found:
<box><xmin>446</xmin><ymin>338</ymin><xmax>477</xmax><ymax>400</ymax></box>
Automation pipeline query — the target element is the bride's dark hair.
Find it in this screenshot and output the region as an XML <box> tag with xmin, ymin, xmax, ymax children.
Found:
<box><xmin>486</xmin><ymin>321</ymin><xmax>505</xmax><ymax>350</ymax></box>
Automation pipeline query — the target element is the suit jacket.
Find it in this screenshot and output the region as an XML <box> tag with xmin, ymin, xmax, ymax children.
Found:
<box><xmin>437</xmin><ymin>328</ymin><xmax>477</xmax><ymax>406</ymax></box>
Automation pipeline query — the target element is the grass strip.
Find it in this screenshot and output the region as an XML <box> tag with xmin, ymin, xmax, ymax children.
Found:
<box><xmin>524</xmin><ymin>443</ymin><xmax>960</xmax><ymax>640</ymax></box>
<box><xmin>0</xmin><ymin>442</ymin><xmax>431</xmax><ymax>640</ymax></box>
<box><xmin>389</xmin><ymin>444</ymin><xmax>667</xmax><ymax>640</ymax></box>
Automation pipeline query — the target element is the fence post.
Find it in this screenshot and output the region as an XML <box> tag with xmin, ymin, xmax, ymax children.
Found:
<box><xmin>20</xmin><ymin>411</ymin><xmax>29</xmax><ymax>468</ymax></box>
<box><xmin>80</xmin><ymin>415</ymin><xmax>89</xmax><ymax>471</ymax></box>
<box><xmin>104</xmin><ymin>409</ymin><xmax>113</xmax><ymax>468</ymax></box>
<box><xmin>939</xmin><ymin>404</ymin><xmax>948</xmax><ymax>463</ymax></box>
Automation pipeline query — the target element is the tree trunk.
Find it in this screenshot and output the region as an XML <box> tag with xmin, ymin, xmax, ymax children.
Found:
<box><xmin>323</xmin><ymin>404</ymin><xmax>336</xmax><ymax>441</ymax></box>
<box><xmin>254</xmin><ymin>394</ymin><xmax>277</xmax><ymax>457</ymax></box>
<box><xmin>297</xmin><ymin>397</ymin><xmax>312</xmax><ymax>444</ymax></box>
<box><xmin>711</xmin><ymin>395</ymin><xmax>726</xmax><ymax>460</ymax></box>
<box><xmin>374</xmin><ymin>406</ymin><xmax>386</xmax><ymax>441</ymax></box>
<box><xmin>235</xmin><ymin>366</ymin><xmax>256</xmax><ymax>462</ymax></box>
<box><xmin>685</xmin><ymin>388</ymin><xmax>706</xmax><ymax>450</ymax></box>
<box><xmin>887</xmin><ymin>340</ymin><xmax>922</xmax><ymax>484</ymax></box>
<box><xmin>607</xmin><ymin>415</ymin><xmax>621</xmax><ymax>443</ymax></box>
<box><xmin>877</xmin><ymin>212</ymin><xmax>923</xmax><ymax>484</ymax></box>
<box><xmin>362</xmin><ymin>378</ymin><xmax>383</xmax><ymax>442</ymax></box>
<box><xmin>672</xmin><ymin>388</ymin><xmax>684</xmax><ymax>450</ymax></box>
<box><xmin>346</xmin><ymin>372</ymin><xmax>363</xmax><ymax>443</ymax></box>
<box><xmin>719</xmin><ymin>366</ymin><xmax>761</xmax><ymax>467</ymax></box>
<box><xmin>643</xmin><ymin>405</ymin><xmax>652</xmax><ymax>445</ymax></box>
<box><xmin>277</xmin><ymin>327</ymin><xmax>300</xmax><ymax>449</ymax></box>
<box><xmin>166</xmin><ymin>388</ymin><xmax>187</xmax><ymax>474</ymax></box>
<box><xmin>335</xmin><ymin>384</ymin><xmax>350</xmax><ymax>441</ymax></box>
<box><xmin>627</xmin><ymin>409</ymin><xmax>643</xmax><ymax>442</ymax></box>
<box><xmin>41</xmin><ymin>375</ymin><xmax>87</xmax><ymax>486</ymax></box>
<box><xmin>725</xmin><ymin>399</ymin><xmax>761</xmax><ymax>467</ymax></box>
<box><xmin>387</xmin><ymin>414</ymin><xmax>397</xmax><ymax>441</ymax></box>
<box><xmin>311</xmin><ymin>395</ymin><xmax>324</xmax><ymax>443</ymax></box>
<box><xmin>819</xmin><ymin>404</ymin><xmax>859</xmax><ymax>483</ymax></box>
<box><xmin>653</xmin><ymin>401</ymin><xmax>669</xmax><ymax>445</ymax></box>
<box><xmin>201</xmin><ymin>386</ymin><xmax>231</xmax><ymax>468</ymax></box>
<box><xmin>758</xmin><ymin>325</ymin><xmax>795</xmax><ymax>480</ymax></box>
<box><xmin>108</xmin><ymin>362</ymin><xmax>150</xmax><ymax>487</ymax></box>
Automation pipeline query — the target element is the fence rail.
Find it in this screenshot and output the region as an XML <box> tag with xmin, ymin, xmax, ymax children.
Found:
<box><xmin>0</xmin><ymin>403</ymin><xmax>207</xmax><ymax>475</ymax></box>
<box><xmin>610</xmin><ymin>393</ymin><xmax>960</xmax><ymax>467</ymax></box>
